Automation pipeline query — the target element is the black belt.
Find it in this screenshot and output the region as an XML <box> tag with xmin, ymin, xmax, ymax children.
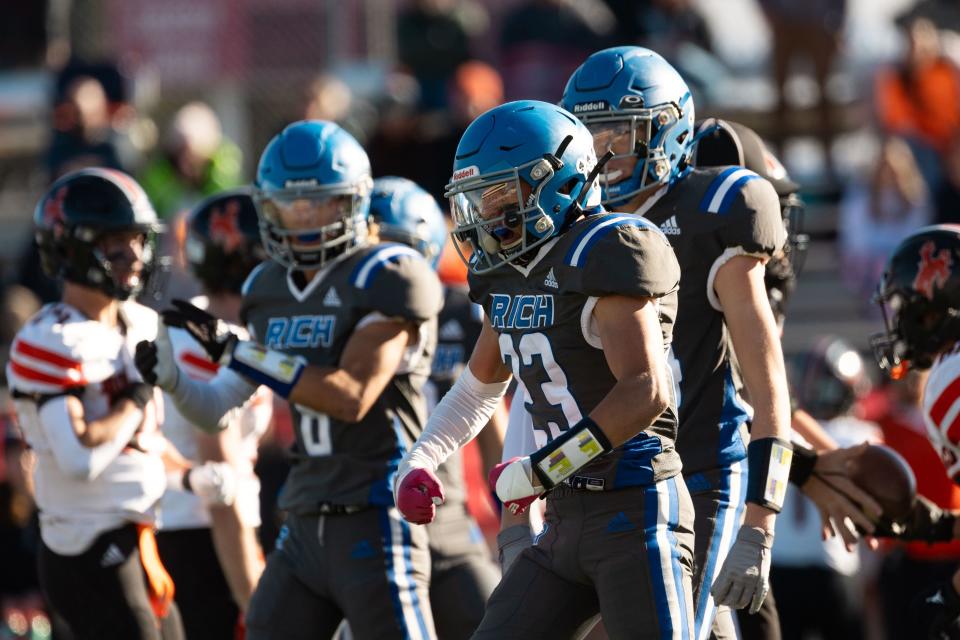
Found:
<box><xmin>316</xmin><ymin>503</ymin><xmax>366</xmax><ymax>515</ymax></box>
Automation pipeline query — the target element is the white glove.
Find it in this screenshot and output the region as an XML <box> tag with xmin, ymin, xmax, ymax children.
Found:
<box><xmin>710</xmin><ymin>526</ymin><xmax>773</xmax><ymax>614</ymax></box>
<box><xmin>184</xmin><ymin>461</ymin><xmax>238</xmax><ymax>506</ymax></box>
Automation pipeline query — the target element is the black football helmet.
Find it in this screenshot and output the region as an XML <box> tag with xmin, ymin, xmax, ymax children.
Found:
<box><xmin>34</xmin><ymin>168</ymin><xmax>164</xmax><ymax>300</ymax></box>
<box><xmin>185</xmin><ymin>188</ymin><xmax>265</xmax><ymax>295</ymax></box>
<box><xmin>793</xmin><ymin>336</ymin><xmax>872</xmax><ymax>421</ymax></box>
<box><xmin>871</xmin><ymin>225</ymin><xmax>960</xmax><ymax>376</ymax></box>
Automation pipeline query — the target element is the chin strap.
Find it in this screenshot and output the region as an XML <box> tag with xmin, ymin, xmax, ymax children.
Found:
<box><xmin>562</xmin><ymin>150</ymin><xmax>614</xmax><ymax>231</ymax></box>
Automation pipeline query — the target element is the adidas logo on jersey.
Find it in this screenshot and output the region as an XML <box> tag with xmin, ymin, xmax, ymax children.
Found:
<box><xmin>544</xmin><ymin>268</ymin><xmax>559</xmax><ymax>289</ymax></box>
<box><xmin>439</xmin><ymin>319</ymin><xmax>464</xmax><ymax>341</ymax></box>
<box><xmin>659</xmin><ymin>216</ymin><xmax>681</xmax><ymax>236</ymax></box>
<box><xmin>101</xmin><ymin>543</ymin><xmax>125</xmax><ymax>567</ymax></box>
<box><xmin>322</xmin><ymin>287</ymin><xmax>341</xmax><ymax>308</ymax></box>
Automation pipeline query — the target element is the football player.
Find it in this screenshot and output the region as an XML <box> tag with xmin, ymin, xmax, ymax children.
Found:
<box><xmin>395</xmin><ymin>100</ymin><xmax>694</xmax><ymax>638</ymax></box>
<box><xmin>561</xmin><ymin>47</ymin><xmax>793</xmax><ymax>639</ymax></box>
<box><xmin>155</xmin><ymin>189</ymin><xmax>271</xmax><ymax>638</ymax></box>
<box><xmin>7</xmin><ymin>168</ymin><xmax>184</xmax><ymax>639</ymax></box>
<box><xmin>871</xmin><ymin>224</ymin><xmax>960</xmax><ymax>638</ymax></box>
<box><xmin>134</xmin><ymin>120</ymin><xmax>444</xmax><ymax>640</ymax></box>
<box><xmin>369</xmin><ymin>176</ymin><xmax>503</xmax><ymax>639</ymax></box>
<box><xmin>693</xmin><ymin>117</ymin><xmax>884</xmax><ymax>640</ymax></box>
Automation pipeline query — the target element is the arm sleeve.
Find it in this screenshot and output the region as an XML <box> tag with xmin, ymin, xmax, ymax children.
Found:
<box><xmin>402</xmin><ymin>365</ymin><xmax>511</xmax><ymax>473</ymax></box>
<box><xmin>168</xmin><ymin>365</ymin><xmax>259</xmax><ymax>433</ymax></box>
<box><xmin>37</xmin><ymin>398</ymin><xmax>143</xmax><ymax>481</ymax></box>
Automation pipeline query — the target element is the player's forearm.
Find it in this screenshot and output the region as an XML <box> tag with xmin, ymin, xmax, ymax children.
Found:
<box><xmin>405</xmin><ymin>364</ymin><xmax>511</xmax><ymax>472</ymax></box>
<box><xmin>77</xmin><ymin>399</ymin><xmax>143</xmax><ymax>447</ymax></box>
<box><xmin>791</xmin><ymin>408</ymin><xmax>839</xmax><ymax>452</ymax></box>
<box><xmin>589</xmin><ymin>370</ymin><xmax>670</xmax><ymax>446</ymax></box>
<box><xmin>208</xmin><ymin>504</ymin><xmax>264</xmax><ymax>611</ymax></box>
<box><xmin>170</xmin><ymin>370</ymin><xmax>257</xmax><ymax>433</ymax></box>
<box><xmin>288</xmin><ymin>365</ymin><xmax>390</xmax><ymax>423</ymax></box>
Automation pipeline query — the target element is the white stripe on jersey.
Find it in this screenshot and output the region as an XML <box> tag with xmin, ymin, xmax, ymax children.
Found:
<box><xmin>568</xmin><ymin>216</ymin><xmax>632</xmax><ymax>267</ymax></box>
<box><xmin>706</xmin><ymin>169</ymin><xmax>753</xmax><ymax>213</ymax></box>
<box><xmin>352</xmin><ymin>245</ymin><xmax>422</xmax><ymax>288</ymax></box>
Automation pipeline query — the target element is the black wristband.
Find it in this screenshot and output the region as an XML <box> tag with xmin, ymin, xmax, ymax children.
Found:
<box><xmin>745</xmin><ymin>437</ymin><xmax>794</xmax><ymax>513</ymax></box>
<box><xmin>529</xmin><ymin>417</ymin><xmax>611</xmax><ymax>490</ymax></box>
<box><xmin>788</xmin><ymin>444</ymin><xmax>818</xmax><ymax>487</ymax></box>
<box><xmin>182</xmin><ymin>468</ymin><xmax>194</xmax><ymax>493</ymax></box>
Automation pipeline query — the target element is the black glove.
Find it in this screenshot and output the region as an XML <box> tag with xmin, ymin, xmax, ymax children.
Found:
<box><xmin>161</xmin><ymin>299</ymin><xmax>237</xmax><ymax>363</ymax></box>
<box><xmin>135</xmin><ymin>340</ymin><xmax>159</xmax><ymax>385</ymax></box>
<box><xmin>113</xmin><ymin>382</ymin><xmax>154</xmax><ymax>409</ymax></box>
<box><xmin>875</xmin><ymin>495</ymin><xmax>957</xmax><ymax>542</ymax></box>
<box><xmin>912</xmin><ymin>580</ymin><xmax>960</xmax><ymax>639</ymax></box>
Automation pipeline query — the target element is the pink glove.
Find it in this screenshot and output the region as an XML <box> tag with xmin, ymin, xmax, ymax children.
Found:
<box><xmin>396</xmin><ymin>467</ymin><xmax>445</xmax><ymax>524</ymax></box>
<box><xmin>489</xmin><ymin>457</ymin><xmax>542</xmax><ymax>515</ymax></box>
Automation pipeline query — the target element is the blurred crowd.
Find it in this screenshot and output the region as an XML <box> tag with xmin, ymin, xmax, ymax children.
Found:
<box><xmin>4</xmin><ymin>0</ymin><xmax>960</xmax><ymax>638</ymax></box>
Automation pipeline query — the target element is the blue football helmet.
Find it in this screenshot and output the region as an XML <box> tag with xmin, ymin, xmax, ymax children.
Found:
<box><xmin>369</xmin><ymin>176</ymin><xmax>446</xmax><ymax>269</ymax></box>
<box><xmin>561</xmin><ymin>46</ymin><xmax>695</xmax><ymax>207</ymax></box>
<box><xmin>254</xmin><ymin>120</ymin><xmax>373</xmax><ymax>270</ymax></box>
<box><xmin>445</xmin><ymin>100</ymin><xmax>601</xmax><ymax>274</ymax></box>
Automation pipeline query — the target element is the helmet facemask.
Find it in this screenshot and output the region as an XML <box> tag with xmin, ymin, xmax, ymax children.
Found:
<box><xmin>446</xmin><ymin>141</ymin><xmax>597</xmax><ymax>274</ymax></box>
<box><xmin>870</xmin><ymin>287</ymin><xmax>960</xmax><ymax>376</ymax></box>
<box><xmin>256</xmin><ymin>180</ymin><xmax>371</xmax><ymax>271</ymax></box>
<box><xmin>579</xmin><ymin>102</ymin><xmax>688</xmax><ymax>207</ymax></box>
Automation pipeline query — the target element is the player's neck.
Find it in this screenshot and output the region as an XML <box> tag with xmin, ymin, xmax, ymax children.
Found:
<box><xmin>62</xmin><ymin>282</ymin><xmax>120</xmax><ymax>327</ymax></box>
<box><xmin>205</xmin><ymin>292</ymin><xmax>242</xmax><ymax>325</ymax></box>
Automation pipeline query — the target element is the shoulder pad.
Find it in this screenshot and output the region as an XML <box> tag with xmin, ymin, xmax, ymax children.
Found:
<box><xmin>564</xmin><ymin>214</ymin><xmax>680</xmax><ymax>298</ymax></box>
<box><xmin>702</xmin><ymin>168</ymin><xmax>785</xmax><ymax>258</ymax></box>
<box><xmin>8</xmin><ymin>306</ymin><xmax>88</xmax><ymax>394</ymax></box>
<box><xmin>240</xmin><ymin>261</ymin><xmax>279</xmax><ymax>326</ymax></box>
<box><xmin>351</xmin><ymin>243</ymin><xmax>444</xmax><ymax>322</ymax></box>
<box><xmin>240</xmin><ymin>261</ymin><xmax>274</xmax><ymax>298</ymax></box>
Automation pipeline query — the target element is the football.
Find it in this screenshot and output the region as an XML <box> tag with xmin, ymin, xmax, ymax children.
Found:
<box><xmin>847</xmin><ymin>444</ymin><xmax>917</xmax><ymax>521</ymax></box>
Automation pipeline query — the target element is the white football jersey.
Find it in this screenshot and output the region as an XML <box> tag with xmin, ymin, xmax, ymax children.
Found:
<box><xmin>158</xmin><ymin>312</ymin><xmax>271</xmax><ymax>531</ymax></box>
<box><xmin>7</xmin><ymin>301</ymin><xmax>166</xmax><ymax>555</ymax></box>
<box><xmin>922</xmin><ymin>348</ymin><xmax>960</xmax><ymax>478</ymax></box>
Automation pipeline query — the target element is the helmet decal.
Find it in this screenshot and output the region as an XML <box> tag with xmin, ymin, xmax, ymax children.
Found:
<box><xmin>209</xmin><ymin>200</ymin><xmax>244</xmax><ymax>253</ymax></box>
<box><xmin>914</xmin><ymin>240</ymin><xmax>952</xmax><ymax>301</ymax></box>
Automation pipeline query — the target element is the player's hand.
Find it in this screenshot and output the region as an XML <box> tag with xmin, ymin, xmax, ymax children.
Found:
<box><xmin>489</xmin><ymin>456</ymin><xmax>543</xmax><ymax>515</ymax></box>
<box><xmin>497</xmin><ymin>524</ymin><xmax>532</xmax><ymax>574</ymax></box>
<box><xmin>395</xmin><ymin>466</ymin><xmax>445</xmax><ymax>524</ymax></box>
<box><xmin>801</xmin><ymin>444</ymin><xmax>884</xmax><ymax>549</ymax></box>
<box><xmin>184</xmin><ymin>462</ymin><xmax>238</xmax><ymax>506</ymax></box>
<box><xmin>135</xmin><ymin>323</ymin><xmax>180</xmax><ymax>391</ymax></box>
<box><xmin>710</xmin><ymin>526</ymin><xmax>773</xmax><ymax>613</ymax></box>
<box><xmin>875</xmin><ymin>495</ymin><xmax>958</xmax><ymax>543</ymax></box>
<box><xmin>162</xmin><ymin>299</ymin><xmax>237</xmax><ymax>364</ymax></box>
<box><xmin>911</xmin><ymin>580</ymin><xmax>960</xmax><ymax>639</ymax></box>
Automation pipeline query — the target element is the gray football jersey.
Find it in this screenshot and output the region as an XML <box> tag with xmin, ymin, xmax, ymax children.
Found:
<box><xmin>643</xmin><ymin>166</ymin><xmax>786</xmax><ymax>475</ymax></box>
<box><xmin>240</xmin><ymin>243</ymin><xmax>444</xmax><ymax>512</ymax></box>
<box><xmin>469</xmin><ymin>213</ymin><xmax>682</xmax><ymax>489</ymax></box>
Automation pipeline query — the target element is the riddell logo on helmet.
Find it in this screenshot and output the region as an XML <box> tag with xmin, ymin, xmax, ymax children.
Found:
<box><xmin>284</xmin><ymin>179</ymin><xmax>319</xmax><ymax>188</ymax></box>
<box><xmin>452</xmin><ymin>166</ymin><xmax>479</xmax><ymax>182</ymax></box>
<box><xmin>573</xmin><ymin>101</ymin><xmax>609</xmax><ymax>113</ymax></box>
<box><xmin>913</xmin><ymin>240</ymin><xmax>952</xmax><ymax>300</ymax></box>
